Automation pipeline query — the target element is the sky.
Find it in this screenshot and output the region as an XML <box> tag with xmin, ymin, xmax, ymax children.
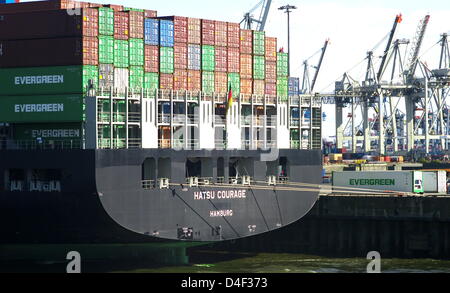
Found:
<box><xmin>23</xmin><ymin>0</ymin><xmax>450</xmax><ymax>138</ymax></box>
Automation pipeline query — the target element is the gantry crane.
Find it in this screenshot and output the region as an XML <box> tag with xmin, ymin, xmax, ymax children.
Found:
<box><xmin>240</xmin><ymin>0</ymin><xmax>272</xmax><ymax>31</ymax></box>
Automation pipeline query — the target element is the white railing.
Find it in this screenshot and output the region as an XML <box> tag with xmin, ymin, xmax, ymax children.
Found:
<box><xmin>2</xmin><ymin>140</ymin><xmax>83</xmax><ymax>150</ymax></box>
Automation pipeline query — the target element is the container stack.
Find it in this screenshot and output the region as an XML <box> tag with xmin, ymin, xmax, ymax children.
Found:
<box><xmin>0</xmin><ymin>4</ymin><xmax>103</xmax><ymax>145</ymax></box>
<box><xmin>277</xmin><ymin>51</ymin><xmax>289</xmax><ymax>101</ymax></box>
<box><xmin>0</xmin><ymin>0</ymin><xmax>293</xmax><ymax>147</ymax></box>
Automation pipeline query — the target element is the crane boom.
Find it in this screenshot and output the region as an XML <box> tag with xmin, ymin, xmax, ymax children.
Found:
<box><xmin>377</xmin><ymin>14</ymin><xmax>402</xmax><ymax>82</ymax></box>
<box><xmin>257</xmin><ymin>0</ymin><xmax>272</xmax><ymax>31</ymax></box>
<box><xmin>311</xmin><ymin>39</ymin><xmax>329</xmax><ymax>92</ymax></box>
<box><xmin>241</xmin><ymin>0</ymin><xmax>272</xmax><ymax>31</ymax></box>
<box><xmin>406</xmin><ymin>15</ymin><xmax>431</xmax><ymax>80</ymax></box>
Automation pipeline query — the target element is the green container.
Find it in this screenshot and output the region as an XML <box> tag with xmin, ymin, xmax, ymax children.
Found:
<box><xmin>129</xmin><ymin>66</ymin><xmax>144</xmax><ymax>90</ymax></box>
<box><xmin>99</xmin><ymin>35</ymin><xmax>114</xmax><ymax>64</ymax></box>
<box><xmin>129</xmin><ymin>38</ymin><xmax>144</xmax><ymax>66</ymax></box>
<box><xmin>114</xmin><ymin>39</ymin><xmax>129</xmax><ymax>68</ymax></box>
<box><xmin>277</xmin><ymin>52</ymin><xmax>288</xmax><ymax>77</ymax></box>
<box><xmin>13</xmin><ymin>123</ymin><xmax>82</xmax><ymax>141</ymax></box>
<box><xmin>0</xmin><ymin>95</ymin><xmax>84</xmax><ymax>123</ymax></box>
<box><xmin>202</xmin><ymin>71</ymin><xmax>214</xmax><ymax>94</ymax></box>
<box><xmin>228</xmin><ymin>73</ymin><xmax>240</xmax><ymax>97</ymax></box>
<box><xmin>98</xmin><ymin>7</ymin><xmax>114</xmax><ymax>36</ymax></box>
<box><xmin>202</xmin><ymin>45</ymin><xmax>215</xmax><ymax>72</ymax></box>
<box><xmin>160</xmin><ymin>47</ymin><xmax>174</xmax><ymax>74</ymax></box>
<box><xmin>123</xmin><ymin>7</ymin><xmax>145</xmax><ymax>12</ymax></box>
<box><xmin>253</xmin><ymin>31</ymin><xmax>265</xmax><ymax>56</ymax></box>
<box><xmin>83</xmin><ymin>65</ymin><xmax>99</xmax><ymax>91</ymax></box>
<box><xmin>0</xmin><ymin>66</ymin><xmax>98</xmax><ymax>95</ymax></box>
<box><xmin>277</xmin><ymin>77</ymin><xmax>288</xmax><ymax>100</ymax></box>
<box><xmin>144</xmin><ymin>72</ymin><xmax>159</xmax><ymax>91</ymax></box>
<box><xmin>253</xmin><ymin>56</ymin><xmax>265</xmax><ymax>80</ymax></box>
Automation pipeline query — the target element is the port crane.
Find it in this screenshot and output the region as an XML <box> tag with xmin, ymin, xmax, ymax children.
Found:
<box><xmin>333</xmin><ymin>13</ymin><xmax>450</xmax><ymax>155</ymax></box>
<box><xmin>240</xmin><ymin>0</ymin><xmax>272</xmax><ymax>31</ymax></box>
<box><xmin>301</xmin><ymin>39</ymin><xmax>330</xmax><ymax>94</ymax></box>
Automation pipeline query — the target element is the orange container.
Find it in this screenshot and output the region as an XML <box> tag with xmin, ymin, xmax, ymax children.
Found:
<box><xmin>215</xmin><ymin>72</ymin><xmax>227</xmax><ymax>94</ymax></box>
<box><xmin>240</xmin><ymin>54</ymin><xmax>252</xmax><ymax>79</ymax></box>
<box><xmin>241</xmin><ymin>79</ymin><xmax>253</xmax><ymax>95</ymax></box>
<box><xmin>174</xmin><ymin>70</ymin><xmax>188</xmax><ymax>91</ymax></box>
<box><xmin>187</xmin><ymin>70</ymin><xmax>201</xmax><ymax>92</ymax></box>
<box><xmin>253</xmin><ymin>80</ymin><xmax>265</xmax><ymax>95</ymax></box>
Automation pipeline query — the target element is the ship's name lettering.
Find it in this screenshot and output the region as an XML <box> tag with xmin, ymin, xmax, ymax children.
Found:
<box><xmin>14</xmin><ymin>104</ymin><xmax>64</xmax><ymax>113</ymax></box>
<box><xmin>15</xmin><ymin>75</ymin><xmax>64</xmax><ymax>85</ymax></box>
<box><xmin>194</xmin><ymin>190</ymin><xmax>247</xmax><ymax>200</ymax></box>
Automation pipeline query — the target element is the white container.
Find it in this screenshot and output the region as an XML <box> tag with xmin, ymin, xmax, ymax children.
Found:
<box><xmin>332</xmin><ymin>171</ymin><xmax>424</xmax><ymax>193</ymax></box>
<box><xmin>423</xmin><ymin>171</ymin><xmax>447</xmax><ymax>194</ymax></box>
<box><xmin>188</xmin><ymin>44</ymin><xmax>201</xmax><ymax>70</ymax></box>
<box><xmin>114</xmin><ymin>68</ymin><xmax>129</xmax><ymax>93</ymax></box>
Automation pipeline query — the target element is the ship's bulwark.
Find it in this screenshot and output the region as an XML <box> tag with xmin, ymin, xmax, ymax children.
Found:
<box><xmin>0</xmin><ymin>149</ymin><xmax>321</xmax><ymax>244</ymax></box>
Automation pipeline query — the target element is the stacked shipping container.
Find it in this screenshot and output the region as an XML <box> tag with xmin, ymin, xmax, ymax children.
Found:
<box><xmin>0</xmin><ymin>0</ymin><xmax>293</xmax><ymax>141</ymax></box>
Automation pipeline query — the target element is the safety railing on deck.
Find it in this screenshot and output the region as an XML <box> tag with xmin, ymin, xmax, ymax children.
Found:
<box><xmin>1</xmin><ymin>140</ymin><xmax>83</xmax><ymax>150</ymax></box>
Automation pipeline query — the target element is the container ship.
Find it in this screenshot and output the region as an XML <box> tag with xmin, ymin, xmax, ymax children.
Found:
<box><xmin>0</xmin><ymin>0</ymin><xmax>323</xmax><ymax>245</ymax></box>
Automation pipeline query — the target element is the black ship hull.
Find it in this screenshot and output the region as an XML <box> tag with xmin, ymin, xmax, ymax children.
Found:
<box><xmin>0</xmin><ymin>149</ymin><xmax>322</xmax><ymax>244</ymax></box>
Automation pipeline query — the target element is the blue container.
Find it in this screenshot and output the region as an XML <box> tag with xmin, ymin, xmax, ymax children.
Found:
<box><xmin>304</xmin><ymin>110</ymin><xmax>311</xmax><ymax>119</ymax></box>
<box><xmin>159</xmin><ymin>20</ymin><xmax>174</xmax><ymax>47</ymax></box>
<box><xmin>144</xmin><ymin>19</ymin><xmax>159</xmax><ymax>46</ymax></box>
<box><xmin>0</xmin><ymin>0</ymin><xmax>17</xmax><ymax>3</ymax></box>
<box><xmin>288</xmin><ymin>77</ymin><xmax>300</xmax><ymax>96</ymax></box>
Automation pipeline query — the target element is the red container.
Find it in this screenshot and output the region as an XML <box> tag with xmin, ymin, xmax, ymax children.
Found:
<box><xmin>105</xmin><ymin>4</ymin><xmax>124</xmax><ymax>12</ymax></box>
<box><xmin>227</xmin><ymin>47</ymin><xmax>240</xmax><ymax>73</ymax></box>
<box><xmin>144</xmin><ymin>10</ymin><xmax>158</xmax><ymax>18</ymax></box>
<box><xmin>240</xmin><ymin>29</ymin><xmax>253</xmax><ymax>54</ymax></box>
<box><xmin>240</xmin><ymin>54</ymin><xmax>253</xmax><ymax>79</ymax></box>
<box><xmin>227</xmin><ymin>22</ymin><xmax>240</xmax><ymax>48</ymax></box>
<box><xmin>241</xmin><ymin>79</ymin><xmax>253</xmax><ymax>95</ymax></box>
<box><xmin>265</xmin><ymin>37</ymin><xmax>277</xmax><ymax>62</ymax></box>
<box><xmin>253</xmin><ymin>80</ymin><xmax>265</xmax><ymax>96</ymax></box>
<box><xmin>173</xmin><ymin>16</ymin><xmax>188</xmax><ymax>43</ymax></box>
<box><xmin>188</xmin><ymin>70</ymin><xmax>201</xmax><ymax>92</ymax></box>
<box><xmin>174</xmin><ymin>70</ymin><xmax>188</xmax><ymax>91</ymax></box>
<box><xmin>114</xmin><ymin>11</ymin><xmax>129</xmax><ymax>40</ymax></box>
<box><xmin>83</xmin><ymin>36</ymin><xmax>99</xmax><ymax>65</ymax></box>
<box><xmin>0</xmin><ymin>0</ymin><xmax>88</xmax><ymax>14</ymax></box>
<box><xmin>384</xmin><ymin>156</ymin><xmax>391</xmax><ymax>163</ymax></box>
<box><xmin>265</xmin><ymin>83</ymin><xmax>276</xmax><ymax>96</ymax></box>
<box><xmin>145</xmin><ymin>45</ymin><xmax>159</xmax><ymax>73</ymax></box>
<box><xmin>160</xmin><ymin>73</ymin><xmax>174</xmax><ymax>90</ymax></box>
<box><xmin>265</xmin><ymin>61</ymin><xmax>277</xmax><ymax>83</ymax></box>
<box><xmin>215</xmin><ymin>21</ymin><xmax>227</xmax><ymax>47</ymax></box>
<box><xmin>215</xmin><ymin>46</ymin><xmax>228</xmax><ymax>72</ymax></box>
<box><xmin>215</xmin><ymin>72</ymin><xmax>227</xmax><ymax>94</ymax></box>
<box><xmin>201</xmin><ymin>19</ymin><xmax>215</xmax><ymax>45</ymax></box>
<box><xmin>0</xmin><ymin>37</ymin><xmax>97</xmax><ymax>67</ymax></box>
<box><xmin>188</xmin><ymin>18</ymin><xmax>201</xmax><ymax>44</ymax></box>
<box><xmin>174</xmin><ymin>43</ymin><xmax>188</xmax><ymax>70</ymax></box>
<box><xmin>88</xmin><ymin>2</ymin><xmax>103</xmax><ymax>8</ymax></box>
<box><xmin>129</xmin><ymin>10</ymin><xmax>144</xmax><ymax>39</ymax></box>
<box><xmin>0</xmin><ymin>8</ymin><xmax>98</xmax><ymax>40</ymax></box>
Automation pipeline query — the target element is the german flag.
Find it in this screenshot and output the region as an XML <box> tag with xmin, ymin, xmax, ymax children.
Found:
<box><xmin>225</xmin><ymin>84</ymin><xmax>233</xmax><ymax>116</ymax></box>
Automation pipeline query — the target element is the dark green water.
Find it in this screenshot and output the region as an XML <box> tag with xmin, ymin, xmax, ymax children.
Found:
<box><xmin>4</xmin><ymin>252</ymin><xmax>450</xmax><ymax>273</ymax></box>
<box><xmin>111</xmin><ymin>252</ymin><xmax>450</xmax><ymax>274</ymax></box>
